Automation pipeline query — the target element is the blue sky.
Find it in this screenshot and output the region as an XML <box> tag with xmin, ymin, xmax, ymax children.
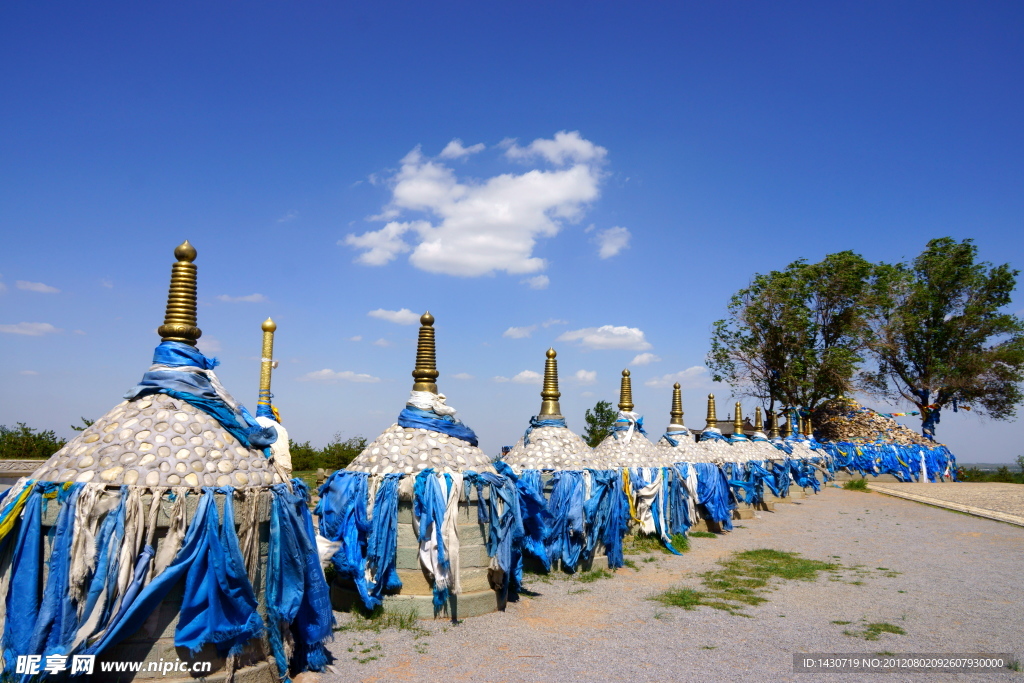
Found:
<box><xmin>2</xmin><ymin>1</ymin><xmax>1022</xmax><ymax>463</ymax></box>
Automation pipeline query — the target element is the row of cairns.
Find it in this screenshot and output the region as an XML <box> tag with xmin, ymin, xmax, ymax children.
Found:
<box><xmin>20</xmin><ymin>242</ymin><xmax>302</xmax><ymax>682</ymax></box>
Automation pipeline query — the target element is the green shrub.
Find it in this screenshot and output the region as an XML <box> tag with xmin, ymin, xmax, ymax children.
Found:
<box><xmin>0</xmin><ymin>423</ymin><xmax>66</xmax><ymax>460</ymax></box>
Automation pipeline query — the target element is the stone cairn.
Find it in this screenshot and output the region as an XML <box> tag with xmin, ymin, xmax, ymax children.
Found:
<box><xmin>502</xmin><ymin>348</ymin><xmax>592</xmax><ymax>470</ymax></box>
<box><xmin>590</xmin><ymin>370</ymin><xmax>660</xmax><ymax>467</ymax></box>
<box><xmin>812</xmin><ymin>397</ymin><xmax>933</xmax><ymax>446</ymax></box>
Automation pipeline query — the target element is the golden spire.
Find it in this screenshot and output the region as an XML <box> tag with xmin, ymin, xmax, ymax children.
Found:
<box><xmin>411</xmin><ymin>311</ymin><xmax>439</xmax><ymax>393</ymax></box>
<box><xmin>781</xmin><ymin>411</ymin><xmax>792</xmax><ymax>438</ymax></box>
<box><xmin>804</xmin><ymin>414</ymin><xmax>813</xmax><ymax>437</ymax></box>
<box><xmin>157</xmin><ymin>240</ymin><xmax>202</xmax><ymax>345</ymax></box>
<box><xmin>768</xmin><ymin>410</ymin><xmax>780</xmax><ymax>439</ymax></box>
<box><xmin>539</xmin><ymin>348</ymin><xmax>563</xmax><ymax>417</ymax></box>
<box><xmin>754</xmin><ymin>406</ymin><xmax>764</xmax><ymax>432</ymax></box>
<box><xmin>733</xmin><ymin>402</ymin><xmax>744</xmax><ymax>437</ymax></box>
<box><xmin>669</xmin><ymin>382</ymin><xmax>684</xmax><ymax>427</ymax></box>
<box><xmin>259</xmin><ymin>317</ymin><xmax>276</xmax><ymax>402</ymax></box>
<box><xmin>705</xmin><ymin>393</ymin><xmax>718</xmax><ymax>431</ymax></box>
<box><xmin>618</xmin><ymin>369</ymin><xmax>634</xmax><ymax>412</ymax></box>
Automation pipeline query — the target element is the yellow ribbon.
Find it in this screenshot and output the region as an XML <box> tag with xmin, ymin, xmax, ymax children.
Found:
<box><xmin>621</xmin><ymin>468</ymin><xmax>640</xmax><ymax>524</ymax></box>
<box><xmin>0</xmin><ymin>482</ymin><xmax>35</xmax><ymax>543</ymax></box>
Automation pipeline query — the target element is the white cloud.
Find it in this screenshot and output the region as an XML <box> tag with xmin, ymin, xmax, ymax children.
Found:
<box><xmin>73</xmin><ymin>329</ymin><xmax>86</xmax><ymax>335</ymax></box>
<box><xmin>542</xmin><ymin>318</ymin><xmax>568</xmax><ymax>327</ymax></box>
<box><xmin>451</xmin><ymin>372</ymin><xmax>474</xmax><ymax>380</ymax></box>
<box><xmin>216</xmin><ymin>293</ymin><xmax>267</xmax><ymax>303</ymax></box>
<box><xmin>0</xmin><ymin>322</ymin><xmax>61</xmax><ymax>336</ymax></box>
<box><xmin>372</xmin><ymin>338</ymin><xmax>392</xmax><ymax>347</ymax></box>
<box><xmin>493</xmin><ymin>376</ymin><xmax>510</xmax><ymax>383</ymax></box>
<box><xmin>504</xmin><ymin>130</ymin><xmax>608</xmax><ymax>166</ymax></box>
<box><xmin>277</xmin><ymin>210</ymin><xmax>299</xmax><ymax>223</ymax></box>
<box><xmin>581</xmin><ymin>391</ymin><xmax>595</xmax><ymax>397</ymax></box>
<box><xmin>557</xmin><ymin>325</ymin><xmax>652</xmax><ymax>351</ymax></box>
<box><xmin>368</xmin><ymin>308</ymin><xmax>420</xmax><ymax>325</ymax></box>
<box><xmin>439</xmin><ymin>139</ymin><xmax>485</xmax><ymax>159</ymax></box>
<box><xmin>631</xmin><ymin>352</ymin><xmax>662</xmax><ymax>366</ymax></box>
<box><xmin>503</xmin><ymin>325</ymin><xmax>537</xmax><ymax>339</ymax></box>
<box><xmin>344</xmin><ymin>132</ymin><xmax>606</xmax><ymax>277</ymax></box>
<box><xmin>19</xmin><ymin>370</ymin><xmax>38</xmax><ymax>376</ymax></box>
<box><xmin>100</xmin><ymin>279</ymin><xmax>113</xmax><ymax>289</ymax></box>
<box><xmin>298</xmin><ymin>369</ymin><xmax>381</xmax><ymax>383</ymax></box>
<box><xmin>197</xmin><ymin>337</ymin><xmax>222</xmax><ymax>354</ymax></box>
<box><xmin>644</xmin><ymin>366</ymin><xmax>710</xmax><ymax>388</ymax></box>
<box><xmin>595</xmin><ymin>226</ymin><xmax>631</xmax><ymax>259</ymax></box>
<box><xmin>17</xmin><ymin>281</ymin><xmax>59</xmax><ymax>294</ymax></box>
<box><xmin>573</xmin><ymin>369</ymin><xmax>597</xmax><ymax>385</ymax></box>
<box><xmin>346</xmin><ymin>335</ymin><xmax>363</xmax><ymax>342</ymax></box>
<box><xmin>522</xmin><ymin>275</ymin><xmax>550</xmax><ymax>290</ymax></box>
<box><xmin>511</xmin><ymin>370</ymin><xmax>543</xmax><ymax>385</ymax></box>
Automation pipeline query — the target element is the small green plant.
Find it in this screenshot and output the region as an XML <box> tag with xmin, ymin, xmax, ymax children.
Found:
<box><xmin>576</xmin><ymin>568</ymin><xmax>614</xmax><ymax>583</ymax></box>
<box><xmin>831</xmin><ymin>620</ymin><xmax>852</xmax><ymax>625</ymax></box>
<box><xmin>689</xmin><ymin>530</ymin><xmax>717</xmax><ymax>539</ymax></box>
<box><xmin>336</xmin><ymin>607</ymin><xmax>426</xmax><ymax>636</ymax></box>
<box><xmin>1007</xmin><ymin>659</ymin><xmax>1021</xmax><ymax>672</ymax></box>
<box><xmin>643</xmin><ymin>556</ymin><xmax>657</xmax><ymax>563</ymax></box>
<box><xmin>843</xmin><ymin>479</ymin><xmax>869</xmax><ymax>491</ymax></box>
<box><xmin>843</xmin><ymin>622</ymin><xmax>906</xmax><ymax>641</ymax></box>
<box><xmin>700</xmin><ymin>645</ymin><xmax>717</xmax><ymax>650</ymax></box>
<box><xmin>623</xmin><ymin>559</ymin><xmax>640</xmax><ymax>571</ymax></box>
<box><xmin>652</xmin><ymin>587</ymin><xmax>703</xmax><ymax>610</ymax></box>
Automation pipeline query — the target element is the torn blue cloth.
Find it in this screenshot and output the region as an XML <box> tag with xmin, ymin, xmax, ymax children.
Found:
<box><xmin>545</xmin><ymin>471</ymin><xmax>586</xmax><ymax>572</ymax></box>
<box><xmin>523</xmin><ymin>416</ymin><xmax>567</xmax><ymax>446</ymax></box>
<box><xmin>398</xmin><ymin>406</ymin><xmax>479</xmax><ymax>447</ymax></box>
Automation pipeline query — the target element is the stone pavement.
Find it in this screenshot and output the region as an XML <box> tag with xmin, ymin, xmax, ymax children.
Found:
<box><xmin>867</xmin><ymin>481</ymin><xmax>1024</xmax><ymax>527</ymax></box>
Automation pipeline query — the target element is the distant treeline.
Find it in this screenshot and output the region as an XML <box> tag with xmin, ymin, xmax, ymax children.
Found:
<box><xmin>958</xmin><ymin>463</ymin><xmax>1024</xmax><ymax>485</ymax></box>
<box><xmin>288</xmin><ymin>434</ymin><xmax>367</xmax><ymax>472</ymax></box>
<box><xmin>0</xmin><ymin>423</ymin><xmax>67</xmax><ymax>459</ymax></box>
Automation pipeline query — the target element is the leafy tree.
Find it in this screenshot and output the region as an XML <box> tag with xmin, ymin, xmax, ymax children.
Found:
<box><xmin>707</xmin><ymin>251</ymin><xmax>877</xmax><ymax>415</ymax></box>
<box><xmin>1016</xmin><ymin>455</ymin><xmax>1024</xmax><ymax>475</ymax></box>
<box><xmin>70</xmin><ymin>417</ymin><xmax>95</xmax><ymax>432</ymax></box>
<box><xmin>289</xmin><ymin>433</ymin><xmax>368</xmax><ymax>471</ymax></box>
<box><xmin>0</xmin><ymin>423</ymin><xmax>66</xmax><ymax>460</ymax></box>
<box><xmin>863</xmin><ymin>238</ymin><xmax>1024</xmax><ymax>439</ymax></box>
<box><xmin>583</xmin><ymin>400</ymin><xmax>616</xmax><ymax>447</ymax></box>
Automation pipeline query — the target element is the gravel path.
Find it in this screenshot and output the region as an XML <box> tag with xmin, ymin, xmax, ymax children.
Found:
<box><xmin>307</xmin><ymin>487</ymin><xmax>1024</xmax><ymax>683</ymax></box>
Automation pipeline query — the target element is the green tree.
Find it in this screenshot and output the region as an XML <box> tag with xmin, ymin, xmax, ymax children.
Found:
<box><xmin>70</xmin><ymin>417</ymin><xmax>95</xmax><ymax>432</ymax></box>
<box><xmin>0</xmin><ymin>423</ymin><xmax>66</xmax><ymax>459</ymax></box>
<box><xmin>707</xmin><ymin>251</ymin><xmax>877</xmax><ymax>415</ymax></box>
<box><xmin>583</xmin><ymin>400</ymin><xmax>616</xmax><ymax>447</ymax></box>
<box><xmin>1016</xmin><ymin>455</ymin><xmax>1024</xmax><ymax>475</ymax></box>
<box><xmin>288</xmin><ymin>433</ymin><xmax>367</xmax><ymax>471</ymax></box>
<box><xmin>863</xmin><ymin>238</ymin><xmax>1024</xmax><ymax>439</ymax></box>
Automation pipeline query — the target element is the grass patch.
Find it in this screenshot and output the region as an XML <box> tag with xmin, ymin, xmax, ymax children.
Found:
<box><xmin>336</xmin><ymin>607</ymin><xmax>426</xmax><ymax>636</ymax></box>
<box><xmin>844</xmin><ymin>622</ymin><xmax>907</xmax><ymax>641</ymax></box>
<box><xmin>650</xmin><ymin>549</ymin><xmax>838</xmax><ymax>617</ymax></box>
<box><xmin>576</xmin><ymin>568</ymin><xmax>614</xmax><ymax>583</ymax></box>
<box><xmin>623</xmin><ymin>559</ymin><xmax>640</xmax><ymax>571</ymax></box>
<box><xmin>831</xmin><ymin>620</ymin><xmax>852</xmax><ymax>625</ymax></box>
<box><xmin>643</xmin><ymin>556</ymin><xmax>657</xmax><ymax>563</ymax></box>
<box><xmin>623</xmin><ymin>532</ymin><xmax>689</xmax><ymax>555</ymax></box>
<box><xmin>689</xmin><ymin>530</ymin><xmax>717</xmax><ymax>539</ymax></box>
<box><xmin>843</xmin><ymin>479</ymin><xmax>870</xmax><ymax>491</ymax></box>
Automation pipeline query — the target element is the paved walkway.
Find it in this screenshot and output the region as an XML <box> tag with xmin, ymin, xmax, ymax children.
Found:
<box><xmin>867</xmin><ymin>482</ymin><xmax>1024</xmax><ymax>527</ymax></box>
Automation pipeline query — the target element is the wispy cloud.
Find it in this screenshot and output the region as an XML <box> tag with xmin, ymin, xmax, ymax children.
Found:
<box><xmin>298</xmin><ymin>369</ymin><xmax>381</xmax><ymax>383</ymax></box>
<box><xmin>644</xmin><ymin>366</ymin><xmax>710</xmax><ymax>388</ymax></box>
<box><xmin>557</xmin><ymin>325</ymin><xmax>652</xmax><ymax>351</ymax></box>
<box><xmin>521</xmin><ymin>275</ymin><xmax>550</xmax><ymax>290</ymax></box>
<box><xmin>277</xmin><ymin>210</ymin><xmax>299</xmax><ymax>223</ymax></box>
<box><xmin>100</xmin><ymin>279</ymin><xmax>113</xmax><ymax>289</ymax></box>
<box><xmin>372</xmin><ymin>338</ymin><xmax>393</xmax><ymax>347</ymax></box>
<box><xmin>19</xmin><ymin>370</ymin><xmax>38</xmax><ymax>376</ymax></box>
<box><xmin>493</xmin><ymin>376</ymin><xmax>510</xmax><ymax>383</ymax></box>
<box><xmin>0</xmin><ymin>322</ymin><xmax>62</xmax><ymax>336</ymax></box>
<box><xmin>198</xmin><ymin>337</ymin><xmax>222</xmax><ymax>354</ymax></box>
<box><xmin>631</xmin><ymin>352</ymin><xmax>661</xmax><ymax>366</ymax></box>
<box><xmin>367</xmin><ymin>308</ymin><xmax>419</xmax><ymax>325</ymax></box>
<box><xmin>16</xmin><ymin>281</ymin><xmax>60</xmax><ymax>294</ymax></box>
<box><xmin>543</xmin><ymin>318</ymin><xmax>567</xmax><ymax>327</ymax></box>
<box><xmin>451</xmin><ymin>372</ymin><xmax>474</xmax><ymax>380</ymax></box>
<box><xmin>511</xmin><ymin>370</ymin><xmax>542</xmax><ymax>385</ymax></box>
<box><xmin>346</xmin><ymin>335</ymin><xmax>363</xmax><ymax>342</ymax></box>
<box><xmin>439</xmin><ymin>139</ymin><xmax>486</xmax><ymax>159</ymax></box>
<box><xmin>216</xmin><ymin>293</ymin><xmax>267</xmax><ymax>303</ymax></box>
<box><xmin>344</xmin><ymin>131</ymin><xmax>607</xmax><ymax>277</ymax></box>
<box><xmin>573</xmin><ymin>369</ymin><xmax>597</xmax><ymax>385</ymax></box>
<box><xmin>503</xmin><ymin>325</ymin><xmax>537</xmax><ymax>339</ymax></box>
<box><xmin>594</xmin><ymin>226</ymin><xmax>631</xmax><ymax>259</ymax></box>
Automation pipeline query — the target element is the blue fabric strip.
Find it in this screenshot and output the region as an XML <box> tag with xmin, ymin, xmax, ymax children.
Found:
<box><xmin>398</xmin><ymin>406</ymin><xmax>479</xmax><ymax>447</ymax></box>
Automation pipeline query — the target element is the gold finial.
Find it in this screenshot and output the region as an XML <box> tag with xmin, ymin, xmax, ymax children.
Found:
<box><xmin>781</xmin><ymin>410</ymin><xmax>792</xmax><ymax>438</ymax></box>
<box><xmin>411</xmin><ymin>311</ymin><xmax>439</xmax><ymax>393</ymax></box>
<box><xmin>259</xmin><ymin>317</ymin><xmax>276</xmax><ymax>404</ymax></box>
<box><xmin>754</xmin><ymin>406</ymin><xmax>764</xmax><ymax>432</ymax></box>
<box><xmin>539</xmin><ymin>348</ymin><xmax>563</xmax><ymax>417</ymax></box>
<box><xmin>705</xmin><ymin>393</ymin><xmax>718</xmax><ymax>430</ymax></box>
<box><xmin>618</xmin><ymin>369</ymin><xmax>634</xmax><ymax>412</ymax></box>
<box><xmin>733</xmin><ymin>402</ymin><xmax>744</xmax><ymax>436</ymax></box>
<box><xmin>157</xmin><ymin>240</ymin><xmax>202</xmax><ymax>345</ymax></box>
<box><xmin>768</xmin><ymin>410</ymin><xmax>780</xmax><ymax>438</ymax></box>
<box><xmin>669</xmin><ymin>382</ymin><xmax>684</xmax><ymax>427</ymax></box>
<box><xmin>804</xmin><ymin>414</ymin><xmax>813</xmax><ymax>437</ymax></box>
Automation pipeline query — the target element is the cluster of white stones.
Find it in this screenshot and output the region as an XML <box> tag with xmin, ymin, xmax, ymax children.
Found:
<box><xmin>503</xmin><ymin>426</ymin><xmax>592</xmax><ymax>470</ymax></box>
<box><xmin>656</xmin><ymin>433</ymin><xmax>706</xmax><ymax>463</ymax></box>
<box><xmin>346</xmin><ymin>423</ymin><xmax>495</xmax><ymax>475</ymax></box>
<box><xmin>30</xmin><ymin>394</ymin><xmax>280</xmax><ymax>487</ymax></box>
<box><xmin>590</xmin><ymin>431</ymin><xmax>661</xmax><ymax>468</ymax></box>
